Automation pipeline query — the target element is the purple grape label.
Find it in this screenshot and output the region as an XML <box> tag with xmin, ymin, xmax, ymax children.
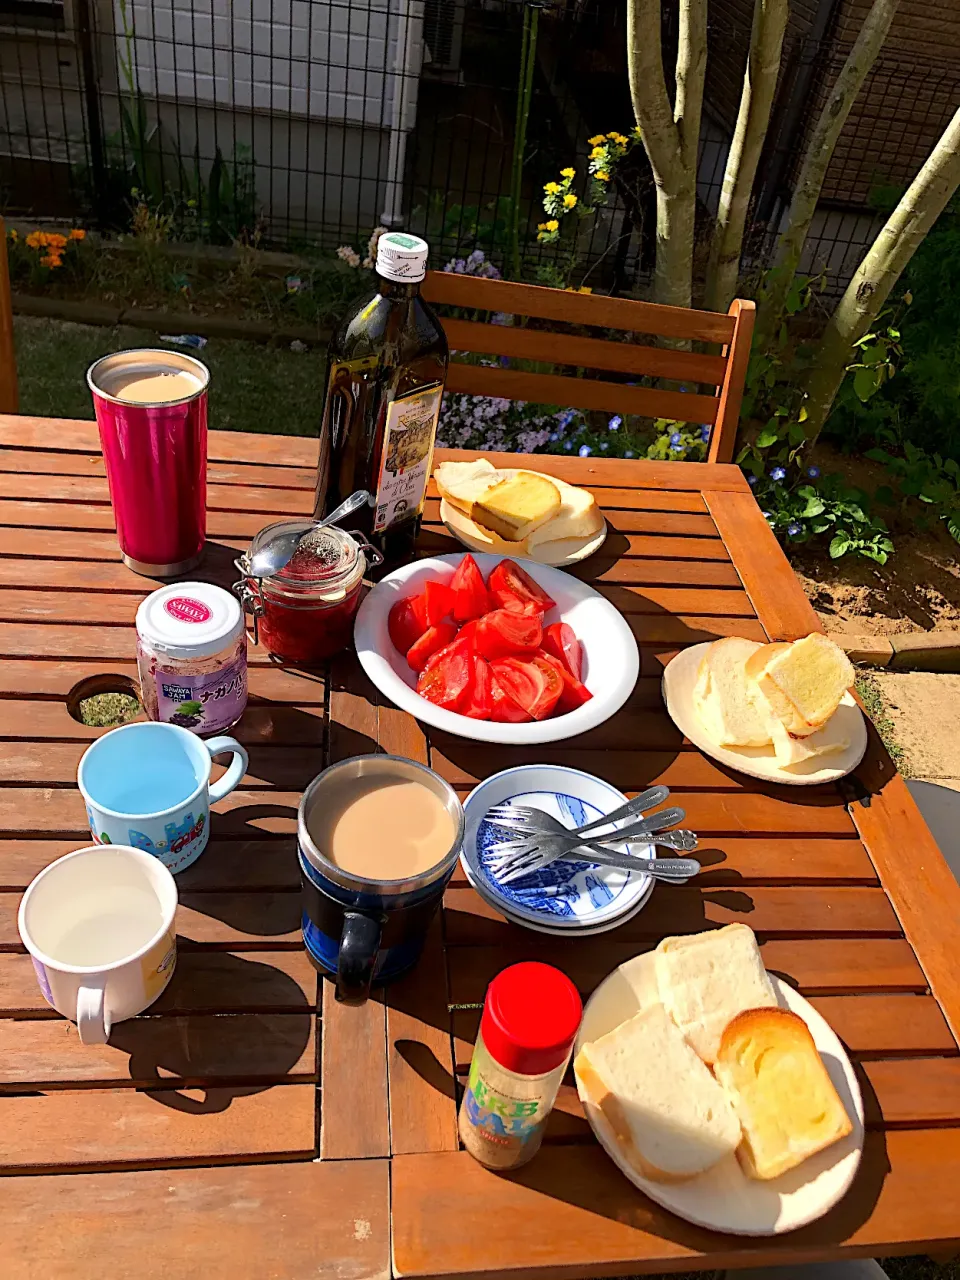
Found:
<box><xmin>154</xmin><ymin>653</ymin><xmax>247</xmax><ymax>734</ymax></box>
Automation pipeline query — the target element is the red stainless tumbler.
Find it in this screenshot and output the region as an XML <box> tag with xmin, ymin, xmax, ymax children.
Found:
<box><xmin>87</xmin><ymin>349</ymin><xmax>209</xmax><ymax>577</ymax></box>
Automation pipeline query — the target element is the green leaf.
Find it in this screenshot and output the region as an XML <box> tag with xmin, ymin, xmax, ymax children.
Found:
<box><xmin>853</xmin><ymin>366</ymin><xmax>878</xmax><ymax>403</ymax></box>
<box><xmin>788</xmin><ymin>422</ymin><xmax>806</xmax><ymax>445</ymax></box>
<box><xmin>948</xmin><ymin>515</ymin><xmax>960</xmax><ymax>546</ymax></box>
<box><xmin>801</xmin><ymin>496</ymin><xmax>826</xmax><ymax>518</ymax></box>
<box><xmin>755</xmin><ymin>426</ymin><xmax>780</xmax><ymax>448</ymax></box>
<box><xmin>798</xmin><ymin>405</ymin><xmax>808</xmax><ymax>423</ymax></box>
<box><xmin>864</xmin><ymin>447</ymin><xmax>893</xmax><ymax>463</ymax></box>
<box><xmin>829</xmin><ymin>535</ymin><xmax>851</xmax><ymax>559</ymax></box>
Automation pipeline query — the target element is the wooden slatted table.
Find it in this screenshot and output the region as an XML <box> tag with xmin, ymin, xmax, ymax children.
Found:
<box><xmin>1</xmin><ymin>417</ymin><xmax>959</xmax><ymax>1278</ymax></box>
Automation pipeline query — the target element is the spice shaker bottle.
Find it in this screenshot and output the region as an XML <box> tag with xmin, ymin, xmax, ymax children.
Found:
<box><xmin>459</xmin><ymin>961</ymin><xmax>582</xmax><ymax>1170</ymax></box>
<box><xmin>136</xmin><ymin>583</ymin><xmax>248</xmax><ymax>736</ymax></box>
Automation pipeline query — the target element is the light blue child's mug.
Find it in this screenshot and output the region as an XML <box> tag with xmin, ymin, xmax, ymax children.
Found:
<box><xmin>77</xmin><ymin>721</ymin><xmax>249</xmax><ymax>874</ymax></box>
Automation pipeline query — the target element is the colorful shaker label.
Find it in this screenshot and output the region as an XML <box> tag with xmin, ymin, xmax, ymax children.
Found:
<box><xmin>153</xmin><ymin>653</ymin><xmax>247</xmax><ymax>734</ymax></box>
<box><xmin>31</xmin><ymin>957</ymin><xmax>54</xmax><ymax>1006</ymax></box>
<box><xmin>373</xmin><ymin>384</ymin><xmax>443</xmax><ymax>533</ymax></box>
<box><xmin>461</xmin><ymin>1054</ymin><xmax>544</xmax><ymax>1145</ymax></box>
<box><xmin>164</xmin><ymin>595</ymin><xmax>212</xmax><ymax>624</ymax></box>
<box><xmin>126</xmin><ymin>811</ymin><xmax>206</xmax><ymax>871</ymax></box>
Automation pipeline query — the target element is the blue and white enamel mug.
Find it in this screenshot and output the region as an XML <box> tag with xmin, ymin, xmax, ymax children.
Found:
<box><xmin>298</xmin><ymin>755</ymin><xmax>464</xmax><ymax>1005</ymax></box>
<box><xmin>77</xmin><ymin>721</ymin><xmax>249</xmax><ymax>874</ymax></box>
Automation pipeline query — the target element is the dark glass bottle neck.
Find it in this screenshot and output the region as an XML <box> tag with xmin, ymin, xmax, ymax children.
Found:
<box><xmin>376</xmin><ymin>274</ymin><xmax>422</xmax><ymax>301</ymax></box>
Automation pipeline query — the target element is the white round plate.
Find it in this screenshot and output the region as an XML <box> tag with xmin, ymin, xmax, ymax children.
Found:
<box><xmin>354</xmin><ymin>553</ymin><xmax>638</xmax><ymax>744</ymax></box>
<box><xmin>662</xmin><ymin>642</ymin><xmax>868</xmax><ymax>785</ymax></box>
<box><xmin>439</xmin><ymin>498</ymin><xmax>608</xmax><ymax>566</ymax></box>
<box><xmin>461</xmin><ymin>765</ymin><xmax>655</xmax><ymax>933</ymax></box>
<box><xmin>574</xmin><ymin>953</ymin><xmax>864</xmax><ymax>1236</ymax></box>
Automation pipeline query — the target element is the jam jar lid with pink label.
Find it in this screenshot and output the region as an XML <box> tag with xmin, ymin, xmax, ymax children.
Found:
<box><xmin>136</xmin><ymin>582</ymin><xmax>244</xmax><ymax>660</ymax></box>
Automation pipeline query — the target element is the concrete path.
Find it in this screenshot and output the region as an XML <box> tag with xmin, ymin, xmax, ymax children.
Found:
<box><xmin>871</xmin><ymin>670</ymin><xmax>960</xmax><ymax>789</ymax></box>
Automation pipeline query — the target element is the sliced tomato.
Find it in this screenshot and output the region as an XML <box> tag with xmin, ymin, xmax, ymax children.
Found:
<box><xmin>424</xmin><ymin>579</ymin><xmax>455</xmax><ymax>626</ymax></box>
<box><xmin>487</xmin><ymin>559</ymin><xmax>556</xmax><ymax>615</ymax></box>
<box><xmin>489</xmin><ymin>668</ymin><xmax>532</xmax><ymax>723</ymax></box>
<box><xmin>422</xmin><ymin>629</ymin><xmax>472</xmax><ymax>674</ymax></box>
<box><xmin>489</xmin><ymin>655</ymin><xmax>563</xmax><ymax>721</ymax></box>
<box><xmin>388</xmin><ymin>595</ymin><xmax>429</xmax><ymax>655</ymax></box>
<box><xmin>542</xmin><ymin>621</ymin><xmax>583</xmax><ymax>680</ymax></box>
<box><xmin>461</xmin><ymin>655</ymin><xmax>495</xmax><ymax>719</ymax></box>
<box><xmin>537</xmin><ymin>649</ymin><xmax>593</xmax><ymax>714</ymax></box>
<box><xmin>417</xmin><ymin>640</ymin><xmax>473</xmax><ymax>710</ymax></box>
<box><xmin>406</xmin><ymin>621</ymin><xmax>457</xmax><ymax>672</ymax></box>
<box><xmin>449</xmin><ymin>554</ymin><xmax>491</xmax><ymax>623</ymax></box>
<box><xmin>475</xmin><ymin>607</ymin><xmax>542</xmax><ymax>660</ymax></box>
<box><xmin>457</xmin><ymin>618</ymin><xmax>482</xmax><ymax>650</ymax></box>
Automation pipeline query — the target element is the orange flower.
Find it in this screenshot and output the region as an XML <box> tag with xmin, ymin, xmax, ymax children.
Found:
<box><xmin>25</xmin><ymin>231</ymin><xmax>43</xmax><ymax>249</ymax></box>
<box><xmin>47</xmin><ymin>233</ymin><xmax>67</xmax><ymax>249</ymax></box>
<box><xmin>40</xmin><ymin>252</ymin><xmax>63</xmax><ymax>269</ymax></box>
<box><xmin>68</xmin><ymin>228</ymin><xmax>86</xmax><ymax>241</ymax></box>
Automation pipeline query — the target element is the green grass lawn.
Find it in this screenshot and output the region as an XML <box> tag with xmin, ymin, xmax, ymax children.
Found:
<box><xmin>13</xmin><ymin>316</ymin><xmax>322</xmax><ymax>436</ymax></box>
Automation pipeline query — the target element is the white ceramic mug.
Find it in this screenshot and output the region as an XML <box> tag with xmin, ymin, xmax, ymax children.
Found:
<box><xmin>18</xmin><ymin>845</ymin><xmax>178</xmax><ymax>1045</ymax></box>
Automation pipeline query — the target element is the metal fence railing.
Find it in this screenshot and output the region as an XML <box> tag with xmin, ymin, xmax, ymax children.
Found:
<box><xmin>1</xmin><ymin>0</ymin><xmax>957</xmax><ymax>295</ymax></box>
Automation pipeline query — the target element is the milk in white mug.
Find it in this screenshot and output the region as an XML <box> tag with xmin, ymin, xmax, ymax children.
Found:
<box><xmin>18</xmin><ymin>845</ymin><xmax>178</xmax><ymax>1044</ymax></box>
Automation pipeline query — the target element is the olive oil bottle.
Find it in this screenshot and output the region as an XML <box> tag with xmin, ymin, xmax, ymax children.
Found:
<box><xmin>314</xmin><ymin>233</ymin><xmax>448</xmax><ymax>566</ymax></box>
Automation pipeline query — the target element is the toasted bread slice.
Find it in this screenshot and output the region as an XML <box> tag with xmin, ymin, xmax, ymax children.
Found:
<box><xmin>473</xmin><ymin>472</ymin><xmax>561</xmax><ymax>541</ymax></box>
<box><xmin>746</xmin><ymin>635</ymin><xmax>854</xmax><ymax>737</ymax></box>
<box><xmin>714</xmin><ymin>1006</ymin><xmax>853</xmax><ymax>1180</ymax></box>
<box><xmin>575</xmin><ymin>1004</ymin><xmax>741</xmax><ymax>1182</ymax></box>
<box><xmin>654</xmin><ymin>924</ymin><xmax>778</xmax><ymax>1065</ymax></box>
<box><xmin>693</xmin><ymin>637</ymin><xmax>778</xmax><ymax>748</ymax></box>
<box><xmin>434</xmin><ymin>459</ymin><xmax>499</xmax><ymax>516</ymax></box>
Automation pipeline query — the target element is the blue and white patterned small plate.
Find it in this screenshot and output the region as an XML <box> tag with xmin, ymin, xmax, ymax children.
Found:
<box><xmin>461</xmin><ymin>765</ymin><xmax>657</xmax><ymax>933</ymax></box>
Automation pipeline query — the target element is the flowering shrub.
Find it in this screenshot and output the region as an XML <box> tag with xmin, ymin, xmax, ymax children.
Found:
<box><xmin>336</xmin><ymin>226</ymin><xmax>388</xmax><ymax>270</ymax></box>
<box><xmin>10</xmin><ymin>226</ymin><xmax>85</xmax><ymax>272</ymax></box>
<box><xmin>436</xmin><ymin>396</ymin><xmax>586</xmax><ymax>453</ymax></box>
<box><xmin>537</xmin><ymin>131</ymin><xmax>637</xmax><ymax>247</ymax></box>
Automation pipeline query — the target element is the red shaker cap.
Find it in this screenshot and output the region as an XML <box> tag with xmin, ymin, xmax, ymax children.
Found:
<box><xmin>480</xmin><ymin>962</ymin><xmax>582</xmax><ymax>1076</ymax></box>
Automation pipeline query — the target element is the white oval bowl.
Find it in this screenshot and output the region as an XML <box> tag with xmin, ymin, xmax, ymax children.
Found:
<box><xmin>354</xmin><ymin>553</ymin><xmax>639</xmax><ymax>745</ymax></box>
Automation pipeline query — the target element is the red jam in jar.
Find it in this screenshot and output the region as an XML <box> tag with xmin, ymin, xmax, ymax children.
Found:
<box><xmin>236</xmin><ymin>522</ymin><xmax>369</xmax><ymax>663</ymax></box>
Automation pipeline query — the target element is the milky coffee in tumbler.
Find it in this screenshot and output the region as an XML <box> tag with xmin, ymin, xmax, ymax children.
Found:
<box><xmin>87</xmin><ymin>349</ymin><xmax>209</xmax><ymax>576</ymax></box>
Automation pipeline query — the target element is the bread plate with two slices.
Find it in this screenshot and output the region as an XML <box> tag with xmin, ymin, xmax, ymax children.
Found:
<box><xmin>663</xmin><ymin>632</ymin><xmax>868</xmax><ymax>784</ymax></box>
<box><xmin>574</xmin><ymin>924</ymin><xmax>864</xmax><ymax>1235</ymax></box>
<box><xmin>435</xmin><ymin>458</ymin><xmax>607</xmax><ymax>566</ymax></box>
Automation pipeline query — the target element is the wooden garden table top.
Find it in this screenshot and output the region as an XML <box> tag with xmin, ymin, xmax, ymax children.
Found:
<box><xmin>1</xmin><ymin>415</ymin><xmax>959</xmax><ymax>1278</ymax></box>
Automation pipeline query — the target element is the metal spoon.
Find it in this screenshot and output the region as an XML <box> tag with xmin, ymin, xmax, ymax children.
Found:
<box><xmin>247</xmin><ymin>490</ymin><xmax>373</xmax><ymax>578</ymax></box>
<box><xmin>484</xmin><ymin>785</ymin><xmax>670</xmax><ymax>839</ymax></box>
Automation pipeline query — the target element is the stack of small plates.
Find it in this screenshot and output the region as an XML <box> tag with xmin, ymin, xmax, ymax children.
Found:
<box><xmin>460</xmin><ymin>765</ymin><xmax>657</xmax><ymax>937</ymax></box>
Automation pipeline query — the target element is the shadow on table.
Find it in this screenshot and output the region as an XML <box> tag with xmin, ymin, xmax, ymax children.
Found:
<box><xmin>109</xmin><ymin>950</ymin><xmax>313</xmax><ymax>1114</ymax></box>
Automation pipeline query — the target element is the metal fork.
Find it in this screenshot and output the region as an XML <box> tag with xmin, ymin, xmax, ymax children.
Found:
<box><xmin>484</xmin><ymin>785</ymin><xmax>669</xmax><ymax>839</ymax></box>
<box><xmin>486</xmin><ymin>805</ymin><xmax>688</xmax><ymax>853</ymax></box>
<box><xmin>496</xmin><ymin>834</ymin><xmax>700</xmax><ymax>885</ymax></box>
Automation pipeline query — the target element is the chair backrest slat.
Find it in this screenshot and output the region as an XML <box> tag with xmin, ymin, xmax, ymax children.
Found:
<box><xmin>445</xmin><ymin>364</ymin><xmax>719</xmax><ymax>424</ymax></box>
<box><xmin>442</xmin><ymin>318</ymin><xmax>727</xmax><ymax>385</ymax></box>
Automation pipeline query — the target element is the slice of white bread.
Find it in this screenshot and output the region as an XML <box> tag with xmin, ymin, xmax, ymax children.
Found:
<box><xmin>770</xmin><ymin>717</ymin><xmax>850</xmax><ymax>768</ymax></box>
<box><xmin>575</xmin><ymin>1004</ymin><xmax>741</xmax><ymax>1182</ymax></box>
<box><xmin>692</xmin><ymin>637</ymin><xmax>778</xmax><ymax>747</ymax></box>
<box><xmin>746</xmin><ymin>635</ymin><xmax>855</xmax><ymax>738</ymax></box>
<box><xmin>654</xmin><ymin>924</ymin><xmax>778</xmax><ymax>1065</ymax></box>
<box><xmin>714</xmin><ymin>1007</ymin><xmax>853</xmax><ymax>1180</ymax></box>
<box><xmin>434</xmin><ymin>459</ymin><xmax>500</xmax><ymax>515</ymax></box>
<box><xmin>527</xmin><ymin>475</ymin><xmax>604</xmax><ymax>547</ymax></box>
<box><xmin>473</xmin><ymin>471</ymin><xmax>561</xmax><ymax>541</ymax></box>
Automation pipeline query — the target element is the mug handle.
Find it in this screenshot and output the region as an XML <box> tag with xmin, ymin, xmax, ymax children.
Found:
<box><xmin>336</xmin><ymin>912</ymin><xmax>383</xmax><ymax>1005</ymax></box>
<box><xmin>77</xmin><ymin>977</ymin><xmax>111</xmax><ymax>1045</ymax></box>
<box><xmin>206</xmin><ymin>736</ymin><xmax>249</xmax><ymax>803</ymax></box>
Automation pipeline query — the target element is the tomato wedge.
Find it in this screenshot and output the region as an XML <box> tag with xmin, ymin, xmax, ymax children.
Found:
<box><xmin>537</xmin><ymin>649</ymin><xmax>593</xmax><ymax>714</ymax></box>
<box><xmin>489</xmin><ymin>656</ymin><xmax>563</xmax><ymax>721</ymax></box>
<box><xmin>417</xmin><ymin>641</ymin><xmax>473</xmax><ymax>710</ymax></box>
<box><xmin>487</xmin><ymin>559</ymin><xmax>556</xmax><ymax>614</ymax></box>
<box><xmin>388</xmin><ymin>595</ymin><xmax>429</xmax><ymax>655</ymax></box>
<box><xmin>456</xmin><ymin>618</ymin><xmax>482</xmax><ymax>650</ymax></box>
<box><xmin>449</xmin><ymin>554</ymin><xmax>491</xmax><ymax>622</ymax></box>
<box><xmin>489</xmin><ymin>668</ymin><xmax>532</xmax><ymax>722</ymax></box>
<box><xmin>461</xmin><ymin>655</ymin><xmax>495</xmax><ymax>719</ymax></box>
<box><xmin>424</xmin><ymin>579</ymin><xmax>455</xmax><ymax>626</ymax></box>
<box><xmin>406</xmin><ymin>621</ymin><xmax>457</xmax><ymax>672</ymax></box>
<box><xmin>475</xmin><ymin>607</ymin><xmax>542</xmax><ymax>659</ymax></box>
<box><xmin>542</xmin><ymin>621</ymin><xmax>583</xmax><ymax>680</ymax></box>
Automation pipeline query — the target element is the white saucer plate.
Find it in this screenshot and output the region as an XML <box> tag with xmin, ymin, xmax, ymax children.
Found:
<box><xmin>662</xmin><ymin>642</ymin><xmax>868</xmax><ymax>785</ymax></box>
<box><xmin>574</xmin><ymin>952</ymin><xmax>864</xmax><ymax>1236</ymax></box>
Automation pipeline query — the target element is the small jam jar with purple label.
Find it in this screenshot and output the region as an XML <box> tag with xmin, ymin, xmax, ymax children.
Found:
<box><xmin>136</xmin><ymin>582</ymin><xmax>248</xmax><ymax>736</ymax></box>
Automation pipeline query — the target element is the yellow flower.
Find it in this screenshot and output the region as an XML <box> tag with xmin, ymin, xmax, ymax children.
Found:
<box><xmin>545</xmin><ymin>219</ymin><xmax>559</xmax><ymax>231</ymax></box>
<box><xmin>609</xmin><ymin>132</ymin><xmax>629</xmax><ymax>145</ymax></box>
<box><xmin>594</xmin><ymin>170</ymin><xmax>610</xmax><ymax>182</ymax></box>
<box><xmin>25</xmin><ymin>231</ymin><xmax>43</xmax><ymax>249</ymax></box>
<box><xmin>68</xmin><ymin>228</ymin><xmax>86</xmax><ymax>241</ymax></box>
<box><xmin>544</xmin><ymin>181</ymin><xmax>561</xmax><ymax>195</ymax></box>
<box><xmin>537</xmin><ymin>222</ymin><xmax>549</xmax><ymax>230</ymax></box>
<box><xmin>578</xmin><ymin>286</ymin><xmax>593</xmax><ymax>294</ymax></box>
<box><xmin>587</xmin><ymin>134</ymin><xmax>606</xmax><ymax>145</ymax></box>
<box><xmin>7</xmin><ymin>229</ymin><xmax>17</xmax><ymax>242</ymax></box>
<box><xmin>590</xmin><ymin>146</ymin><xmax>605</xmax><ymax>160</ymax></box>
<box><xmin>563</xmin><ymin>193</ymin><xmax>577</xmax><ymax>209</ymax></box>
<box><xmin>560</xmin><ymin>167</ymin><xmax>575</xmax><ymax>179</ymax></box>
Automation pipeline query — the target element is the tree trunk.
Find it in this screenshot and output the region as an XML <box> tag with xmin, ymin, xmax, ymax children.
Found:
<box><xmin>626</xmin><ymin>0</ymin><xmax>707</xmax><ymax>310</ymax></box>
<box><xmin>703</xmin><ymin>0</ymin><xmax>788</xmax><ymax>313</ymax></box>
<box><xmin>802</xmin><ymin>105</ymin><xmax>960</xmax><ymax>442</ymax></box>
<box><xmin>757</xmin><ymin>0</ymin><xmax>901</xmax><ymax>345</ymax></box>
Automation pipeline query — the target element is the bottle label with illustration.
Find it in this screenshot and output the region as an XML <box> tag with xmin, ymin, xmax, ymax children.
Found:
<box><xmin>373</xmin><ymin>384</ymin><xmax>444</xmax><ymax>533</ymax></box>
<box><xmin>154</xmin><ymin>653</ymin><xmax>247</xmax><ymax>734</ymax></box>
<box><xmin>462</xmin><ymin>1056</ymin><xmax>545</xmax><ymax>1148</ymax></box>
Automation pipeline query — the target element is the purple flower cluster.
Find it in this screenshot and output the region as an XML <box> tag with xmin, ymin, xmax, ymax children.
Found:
<box><xmin>443</xmin><ymin>248</ymin><xmax>501</xmax><ymax>279</ymax></box>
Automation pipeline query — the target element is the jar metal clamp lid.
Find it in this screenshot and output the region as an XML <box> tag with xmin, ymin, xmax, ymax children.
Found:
<box><xmin>233</xmin><ymin>520</ymin><xmax>381</xmax><ymax>645</ymax></box>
